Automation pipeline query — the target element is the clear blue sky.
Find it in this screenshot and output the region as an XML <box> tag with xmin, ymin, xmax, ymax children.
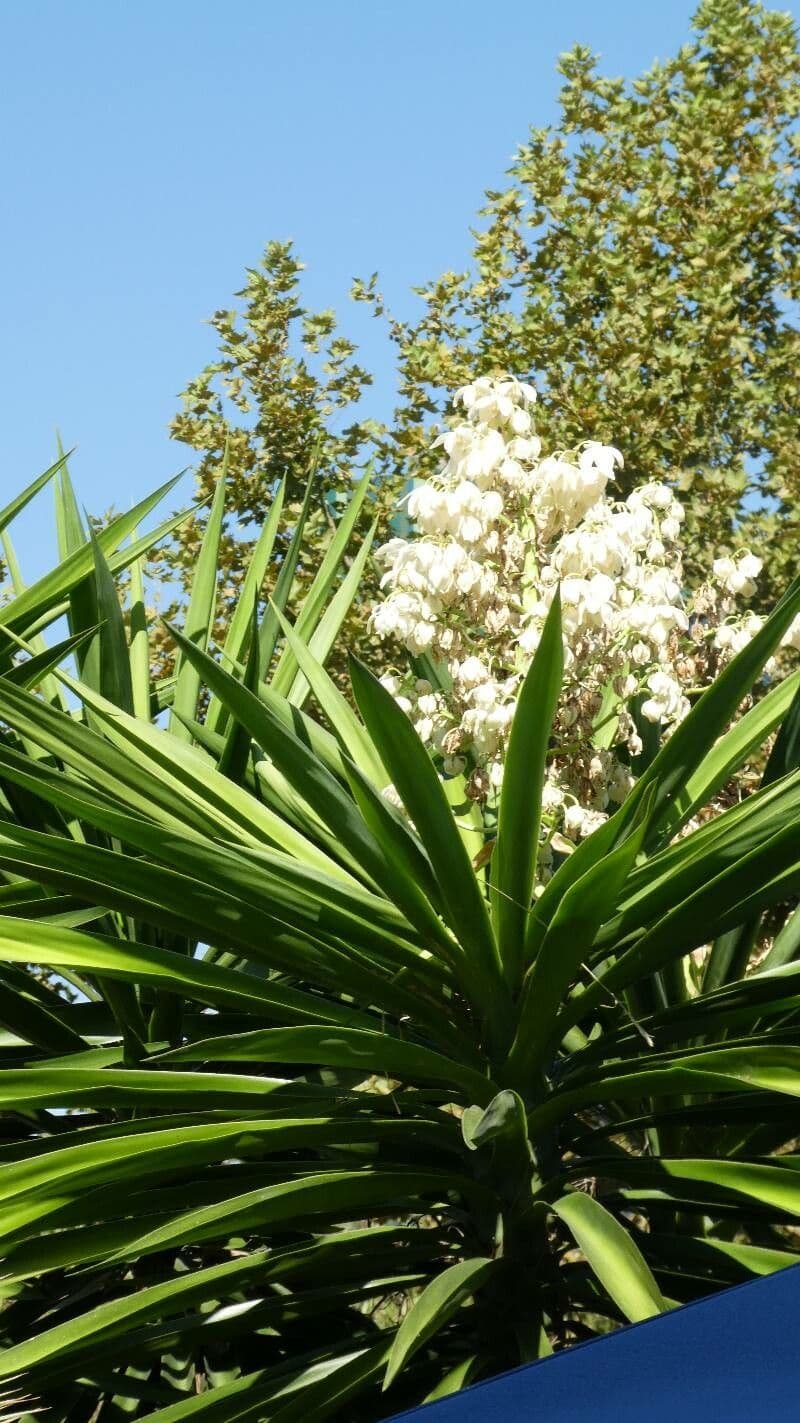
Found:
<box><xmin>2</xmin><ymin>0</ymin><xmax>798</xmax><ymax>573</ymax></box>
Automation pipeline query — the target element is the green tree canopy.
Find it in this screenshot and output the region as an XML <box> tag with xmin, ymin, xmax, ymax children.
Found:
<box><xmin>162</xmin><ymin>243</ymin><xmax>383</xmax><ymax>674</ymax></box>
<box><xmin>171</xmin><ymin>0</ymin><xmax>800</xmax><ymax>635</ymax></box>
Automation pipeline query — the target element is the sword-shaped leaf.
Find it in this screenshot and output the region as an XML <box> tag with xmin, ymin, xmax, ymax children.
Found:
<box><xmin>492</xmin><ymin>590</ymin><xmax>562</xmax><ymax>985</ymax></box>
<box><xmin>553</xmin><ymin>1191</ymin><xmax>667</xmax><ymax>1323</ymax></box>
<box><xmin>383</xmin><ymin>1258</ymin><xmax>498</xmax><ymax>1390</ymax></box>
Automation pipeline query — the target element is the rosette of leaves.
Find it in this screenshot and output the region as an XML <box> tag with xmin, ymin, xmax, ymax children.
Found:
<box><xmin>1</xmin><ymin>469</ymin><xmax>800</xmax><ymax>1420</ymax></box>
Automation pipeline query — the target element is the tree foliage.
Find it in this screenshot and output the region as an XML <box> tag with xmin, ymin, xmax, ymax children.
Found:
<box><xmin>370</xmin><ymin>0</ymin><xmax>800</xmax><ymax>597</ymax></box>
<box><xmin>161</xmin><ymin>242</ymin><xmax>383</xmax><ymax>677</ymax></box>
<box><xmin>171</xmin><ymin>241</ymin><xmax>378</xmax><ymax>525</ymax></box>
<box><xmin>170</xmin><ymin>0</ymin><xmax>800</xmax><ymax>639</ymax></box>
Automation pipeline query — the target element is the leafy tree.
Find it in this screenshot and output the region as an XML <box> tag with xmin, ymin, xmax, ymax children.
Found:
<box><xmin>171</xmin><ymin>240</ymin><xmax>378</xmax><ymax>526</ymax></box>
<box><xmin>368</xmin><ymin>0</ymin><xmax>800</xmax><ymax>599</ymax></box>
<box><xmin>162</xmin><ymin>241</ymin><xmax>384</xmax><ymax>678</ymax></box>
<box><xmin>171</xmin><ymin>0</ymin><xmax>800</xmax><ymax>635</ymax></box>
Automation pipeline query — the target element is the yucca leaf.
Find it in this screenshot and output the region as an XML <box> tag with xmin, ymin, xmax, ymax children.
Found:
<box><xmin>3</xmin><ymin>627</ymin><xmax>98</xmax><ymax>689</ymax></box>
<box><xmin>609</xmin><ymin>772</ymin><xmax>800</xmax><ymax>932</ymax></box>
<box><xmin>0</xmin><ymin>740</ymin><xmax>432</xmax><ymax>959</ymax></box>
<box><xmin>623</xmin><ymin>573</ymin><xmax>800</xmax><ymax>840</ymax></box>
<box><xmin>221</xmin><ymin>679</ymin><xmax>349</xmax><ymax>782</ymax></box>
<box><xmin>0</xmin><ymin>532</ymin><xmax>69</xmax><ymax>710</ymax></box>
<box><xmin>218</xmin><ymin>600</ymin><xmax>260</xmax><ymax>784</ymax></box>
<box><xmin>51</xmin><ymin>670</ymin><xmax>353</xmax><ymax>878</ymax></box>
<box><xmin>341</xmin><ymin>756</ymin><xmax>459</xmax><ymax>966</ymax></box>
<box><xmin>0</xmin><ymin>825</ymin><xmax>466</xmax><ymax>1047</ymax></box>
<box><xmin>348</xmin><ymin>655</ymin><xmax>509</xmax><ymax>1038</ymax></box>
<box><xmin>266</xmin><ymin>1343</ymin><xmax>393</xmax><ymax>1423</ymax></box>
<box><xmin>0</xmin><ymin>1137</ymin><xmax>455</xmax><ymax>1257</ymax></box>
<box><xmin>170</xmin><ymin>460</ymin><xmax>227</xmax><ymax>740</ymax></box>
<box><xmin>53</xmin><ymin>443</ymin><xmax>85</xmax><ymax>556</ymax></box>
<box><xmin>159</xmin><ymin>1025</ymin><xmax>493</xmax><ymax>1103</ymax></box>
<box><xmin>521</xmin><ymin>805</ymin><xmax>635</xmax><ymax>960</ymax></box>
<box><xmin>713</xmin><ymin>681</ymin><xmax>800</xmax><ymax>978</ymax></box>
<box><xmin>270</xmin><ymin>603</ymin><xmax>385</xmax><ymax>784</ymax></box>
<box><xmin>270</xmin><ymin>464</ymin><xmax>372</xmax><ymax>696</ymax></box>
<box><xmin>103</xmin><ymin>1167</ymin><xmax>483</xmax><ymax>1264</ymax></box>
<box><xmin>0</xmin><ymin>1071</ymin><xmax>368</xmax><ymax>1113</ymax></box>
<box><xmin>4</xmin><ymin>457</ymin><xmax>800</xmax><ymax>1420</ymax></box>
<box><xmin>0</xmin><ymin>964</ymin><xmax>86</xmax><ymax>1056</ymax></box>
<box><xmin>761</xmin><ymin>906</ymin><xmax>800</xmax><ymax>971</ymax></box>
<box><xmin>125</xmin><ymin>1347</ymin><xmax>388</xmax><ymax>1423</ymax></box>
<box><xmin>206</xmin><ymin>475</ymin><xmax>286</xmax><ymax>734</ymax></box>
<box><xmin>529</xmin><ymin>1045</ymin><xmax>800</xmax><ymax>1135</ymax></box>
<box><xmin>383</xmin><ymin>1258</ymin><xmax>498</xmax><ymax>1390</ymax></box>
<box><xmin>0</xmin><ymin>474</ymin><xmax>184</xmax><ymax>643</ymax></box>
<box><xmin>508</xmin><ymin>789</ymin><xmax>654</xmax><ymax>1082</ymax></box>
<box><xmin>4</xmin><ymin>493</ymin><xmax>206</xmax><ymax>675</ymax></box>
<box><xmin>644</xmin><ymin>1234</ymin><xmax>798</xmax><ymax>1280</ymax></box>
<box><xmin>764</xmin><ymin>677</ymin><xmax>800</xmax><ymax>784</ymax></box>
<box><xmin>128</xmin><ymin>540</ymin><xmax>151</xmax><ymax>721</ymax></box>
<box><xmin>0</xmin><ymin>1233</ymin><xmax>423</xmax><ymax>1383</ymax></box>
<box><xmin>258</xmin><ymin>461</ymin><xmax>317</xmax><ymax>672</ymax></box>
<box><xmin>422</xmin><ymin>1355</ymin><xmax>485</xmax><ymax>1403</ymax></box>
<box><xmin>662</xmin><ymin>669</ymin><xmax>800</xmax><ymax>835</ymax></box>
<box><xmin>605</xmin><ymin>1156</ymin><xmax>800</xmax><ymax>1216</ymax></box>
<box><xmin>0</xmin><ymin>917</ymin><xmax>376</xmax><ymax>1029</ymax></box>
<box><xmin>0</xmin><ymin>451</ymin><xmax>70</xmax><ymax>535</ymax></box>
<box><xmin>52</xmin><ymin>459</ymin><xmax>103</xmax><ymax>689</ymax></box>
<box><xmin>553</xmin><ymin>1191</ymin><xmax>667</xmax><ymax>1323</ymax></box>
<box><xmin>89</xmin><ymin>529</ymin><xmax>134</xmax><ymax>714</ymax></box>
<box><xmin>165</xmin><ymin>620</ymin><xmax>402</xmax><ymax>895</ymax></box>
<box><xmin>559</xmin><ymin>817</ymin><xmax>800</xmax><ymax>1032</ymax></box>
<box><xmin>703</xmin><ymin>678</ymin><xmax>800</xmax><ymax>991</ymax></box>
<box><xmin>0</xmin><ymin>806</ymin><xmax>432</xmax><ymax>981</ymax></box>
<box><xmin>285</xmin><ymin>522</ymin><xmax>377</xmax><ymax>708</ymax></box>
<box><xmin>702</xmin><ymin>919</ymin><xmax>761</xmax><ymax>995</ymax></box>
<box><xmin>612</xmin><ymin>958</ymin><xmax>800</xmax><ymax>1047</ymax></box>
<box><xmin>492</xmin><ymin>590</ymin><xmax>562</xmax><ymax>985</ymax></box>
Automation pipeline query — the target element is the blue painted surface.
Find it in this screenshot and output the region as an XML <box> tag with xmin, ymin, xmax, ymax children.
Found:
<box><xmin>390</xmin><ymin>1263</ymin><xmax>800</xmax><ymax>1421</ymax></box>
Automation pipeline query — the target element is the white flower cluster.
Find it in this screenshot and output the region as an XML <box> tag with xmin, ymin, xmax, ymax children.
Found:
<box><xmin>371</xmin><ymin>375</ymin><xmax>787</xmax><ymax>867</ymax></box>
<box><xmin>712</xmin><ymin>552</ymin><xmax>763</xmax><ymax>599</ymax></box>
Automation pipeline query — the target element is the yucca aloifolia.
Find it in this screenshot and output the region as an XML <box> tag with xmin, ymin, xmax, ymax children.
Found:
<box><xmin>1</xmin><ymin>461</ymin><xmax>800</xmax><ymax>1421</ymax></box>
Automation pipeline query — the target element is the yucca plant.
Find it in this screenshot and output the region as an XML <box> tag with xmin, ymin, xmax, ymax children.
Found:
<box><xmin>2</xmin><ymin>459</ymin><xmax>800</xmax><ymax>1421</ymax></box>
